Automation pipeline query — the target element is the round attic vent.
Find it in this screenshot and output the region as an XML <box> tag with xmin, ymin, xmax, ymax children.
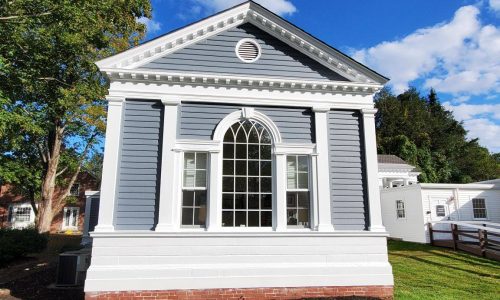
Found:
<box><xmin>236</xmin><ymin>39</ymin><xmax>261</xmax><ymax>63</ymax></box>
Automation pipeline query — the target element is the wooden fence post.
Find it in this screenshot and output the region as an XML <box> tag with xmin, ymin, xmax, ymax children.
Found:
<box><xmin>451</xmin><ymin>223</ymin><xmax>458</xmax><ymax>251</ymax></box>
<box><xmin>479</xmin><ymin>229</ymin><xmax>488</xmax><ymax>257</ymax></box>
<box><xmin>428</xmin><ymin>223</ymin><xmax>434</xmax><ymax>246</ymax></box>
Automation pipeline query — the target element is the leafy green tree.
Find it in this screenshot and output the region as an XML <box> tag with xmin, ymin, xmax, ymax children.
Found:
<box><xmin>0</xmin><ymin>0</ymin><xmax>152</xmax><ymax>232</ymax></box>
<box><xmin>375</xmin><ymin>88</ymin><xmax>499</xmax><ymax>183</ymax></box>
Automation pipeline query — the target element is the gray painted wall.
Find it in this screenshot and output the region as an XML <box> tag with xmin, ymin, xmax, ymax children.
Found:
<box><xmin>142</xmin><ymin>23</ymin><xmax>348</xmax><ymax>82</ymax></box>
<box><xmin>179</xmin><ymin>102</ymin><xmax>314</xmax><ymax>143</ymax></box>
<box><xmin>115</xmin><ymin>100</ymin><xmax>163</xmax><ymax>230</ymax></box>
<box><xmin>328</xmin><ymin>110</ymin><xmax>368</xmax><ymax>230</ymax></box>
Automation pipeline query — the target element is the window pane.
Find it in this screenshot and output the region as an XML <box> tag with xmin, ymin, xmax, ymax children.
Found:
<box><xmin>184</xmin><ymin>153</ymin><xmax>195</xmax><ymax>169</ymax></box>
<box><xmin>261</xmin><ymin>211</ymin><xmax>272</xmax><ymax>227</ymax></box>
<box><xmin>298</xmin><ymin>209</ymin><xmax>309</xmax><ymax>226</ymax></box>
<box><xmin>248</xmin><ymin>211</ymin><xmax>259</xmax><ymax>227</ymax></box>
<box><xmin>261</xmin><ymin>161</ymin><xmax>271</xmax><ymax>176</ymax></box>
<box><xmin>223</xmin><ymin>177</ymin><xmax>234</xmax><ymax>192</ymax></box>
<box><xmin>183</xmin><ymin>191</ymin><xmax>194</xmax><ymax>206</ymax></box>
<box><xmin>235</xmin><ymin>194</ymin><xmax>246</xmax><ymax>209</ymax></box>
<box><xmin>194</xmin><ymin>207</ymin><xmax>206</xmax><ymax>226</ymax></box>
<box><xmin>236</xmin><ymin>144</ymin><xmax>247</xmax><ymax>159</ymax></box>
<box><xmin>248</xmin><ymin>161</ymin><xmax>259</xmax><ymax>176</ymax></box>
<box><xmin>248</xmin><ymin>144</ymin><xmax>259</xmax><ymax>159</ymax></box>
<box><xmin>287</xmin><ymin>209</ymin><xmax>298</xmax><ymax>225</ymax></box>
<box><xmin>261</xmin><ymin>130</ymin><xmax>271</xmax><ymax>144</ymax></box>
<box><xmin>223</xmin><ymin>144</ymin><xmax>234</xmax><ymax>159</ymax></box>
<box><xmin>223</xmin><ymin>159</ymin><xmax>234</xmax><ymax>175</ymax></box>
<box><xmin>298</xmin><ymin>173</ymin><xmax>309</xmax><ymax>189</ymax></box>
<box><xmin>287</xmin><ymin>156</ymin><xmax>296</xmax><ymax>173</ymax></box>
<box><xmin>235</xmin><ymin>177</ymin><xmax>246</xmax><ymax>192</ymax></box>
<box><xmin>195</xmin><ymin>170</ymin><xmax>206</xmax><ymax>187</ymax></box>
<box><xmin>222</xmin><ymin>194</ymin><xmax>234</xmax><ymax>209</ymax></box>
<box><xmin>235</xmin><ymin>160</ymin><xmax>247</xmax><ymax>175</ymax></box>
<box><xmin>235</xmin><ymin>211</ymin><xmax>246</xmax><ymax>227</ymax></box>
<box><xmin>260</xmin><ymin>145</ymin><xmax>271</xmax><ymax>159</ymax></box>
<box><xmin>182</xmin><ymin>208</ymin><xmax>193</xmax><ymax>225</ymax></box>
<box><xmin>261</xmin><ymin>194</ymin><xmax>272</xmax><ymax>209</ymax></box>
<box><xmin>222</xmin><ymin>211</ymin><xmax>233</xmax><ymax>227</ymax></box>
<box><xmin>195</xmin><ymin>191</ymin><xmax>207</xmax><ymax>206</ymax></box>
<box><xmin>297</xmin><ymin>192</ymin><xmax>309</xmax><ymax>208</ymax></box>
<box><xmin>298</xmin><ymin>156</ymin><xmax>308</xmax><ymax>172</ymax></box>
<box><xmin>261</xmin><ymin>177</ymin><xmax>272</xmax><ymax>193</ymax></box>
<box><xmin>224</xmin><ymin>129</ymin><xmax>234</xmax><ymax>142</ymax></box>
<box><xmin>287</xmin><ymin>172</ymin><xmax>297</xmax><ymax>189</ymax></box>
<box><xmin>248</xmin><ymin>177</ymin><xmax>259</xmax><ymax>193</ymax></box>
<box><xmin>248</xmin><ymin>127</ymin><xmax>259</xmax><ymax>143</ymax></box>
<box><xmin>287</xmin><ymin>193</ymin><xmax>297</xmax><ymax>207</ymax></box>
<box><xmin>196</xmin><ymin>153</ymin><xmax>207</xmax><ymax>169</ymax></box>
<box><xmin>248</xmin><ymin>194</ymin><xmax>259</xmax><ymax>209</ymax></box>
<box><xmin>183</xmin><ymin>170</ymin><xmax>195</xmax><ymax>188</ymax></box>
<box><xmin>236</xmin><ymin>128</ymin><xmax>246</xmax><ymax>143</ymax></box>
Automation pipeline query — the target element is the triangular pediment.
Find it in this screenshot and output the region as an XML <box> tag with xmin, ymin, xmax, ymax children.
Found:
<box><xmin>97</xmin><ymin>1</ymin><xmax>388</xmax><ymax>86</ymax></box>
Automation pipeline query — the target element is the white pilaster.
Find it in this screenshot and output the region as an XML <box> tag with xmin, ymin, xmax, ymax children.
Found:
<box><xmin>312</xmin><ymin>106</ymin><xmax>334</xmax><ymax>231</ymax></box>
<box><xmin>94</xmin><ymin>96</ymin><xmax>125</xmax><ymax>232</ymax></box>
<box><xmin>361</xmin><ymin>108</ymin><xmax>386</xmax><ymax>232</ymax></box>
<box><xmin>207</xmin><ymin>149</ymin><xmax>222</xmax><ymax>231</ymax></box>
<box><xmin>274</xmin><ymin>153</ymin><xmax>287</xmax><ymax>231</ymax></box>
<box><xmin>155</xmin><ymin>99</ymin><xmax>181</xmax><ymax>232</ymax></box>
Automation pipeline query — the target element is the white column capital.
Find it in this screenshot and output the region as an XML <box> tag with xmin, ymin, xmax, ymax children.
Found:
<box><xmin>105</xmin><ymin>95</ymin><xmax>125</xmax><ymax>104</ymax></box>
<box><xmin>161</xmin><ymin>98</ymin><xmax>181</xmax><ymax>106</ymax></box>
<box><xmin>361</xmin><ymin>108</ymin><xmax>378</xmax><ymax>116</ymax></box>
<box><xmin>312</xmin><ymin>105</ymin><xmax>331</xmax><ymax>113</ymax></box>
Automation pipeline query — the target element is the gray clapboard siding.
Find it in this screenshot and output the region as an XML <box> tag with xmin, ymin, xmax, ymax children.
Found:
<box><xmin>178</xmin><ymin>102</ymin><xmax>314</xmax><ymax>143</ymax></box>
<box><xmin>115</xmin><ymin>100</ymin><xmax>163</xmax><ymax>230</ymax></box>
<box><xmin>141</xmin><ymin>23</ymin><xmax>347</xmax><ymax>82</ymax></box>
<box><xmin>328</xmin><ymin>110</ymin><xmax>368</xmax><ymax>230</ymax></box>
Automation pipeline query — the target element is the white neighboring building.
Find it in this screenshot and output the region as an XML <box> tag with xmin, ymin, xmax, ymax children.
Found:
<box><xmin>378</xmin><ymin>155</ymin><xmax>420</xmax><ymax>189</ymax></box>
<box><xmin>380</xmin><ymin>182</ymin><xmax>500</xmax><ymax>243</ymax></box>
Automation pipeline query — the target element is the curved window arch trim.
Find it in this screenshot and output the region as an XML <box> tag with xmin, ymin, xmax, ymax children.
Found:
<box><xmin>213</xmin><ymin>109</ymin><xmax>282</xmax><ymax>144</ymax></box>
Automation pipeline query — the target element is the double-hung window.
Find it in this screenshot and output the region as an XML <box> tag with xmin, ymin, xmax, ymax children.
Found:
<box><xmin>63</xmin><ymin>207</ymin><xmax>79</xmax><ymax>229</ymax></box>
<box><xmin>182</xmin><ymin>152</ymin><xmax>208</xmax><ymax>227</ymax></box>
<box><xmin>286</xmin><ymin>155</ymin><xmax>310</xmax><ymax>227</ymax></box>
<box><xmin>472</xmin><ymin>198</ymin><xmax>487</xmax><ymax>219</ymax></box>
<box><xmin>396</xmin><ymin>200</ymin><xmax>405</xmax><ymax>219</ymax></box>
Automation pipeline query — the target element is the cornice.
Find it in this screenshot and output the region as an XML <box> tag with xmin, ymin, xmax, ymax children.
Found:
<box><xmin>102</xmin><ymin>69</ymin><xmax>382</xmax><ymax>95</ymax></box>
<box><xmin>96</xmin><ymin>4</ymin><xmax>387</xmax><ymax>85</ymax></box>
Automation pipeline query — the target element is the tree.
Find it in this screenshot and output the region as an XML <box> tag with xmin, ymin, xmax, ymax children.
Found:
<box><xmin>0</xmin><ymin>0</ymin><xmax>152</xmax><ymax>232</ymax></box>
<box><xmin>375</xmin><ymin>87</ymin><xmax>500</xmax><ymax>183</ymax></box>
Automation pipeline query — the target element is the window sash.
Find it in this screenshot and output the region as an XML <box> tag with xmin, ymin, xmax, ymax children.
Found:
<box><xmin>396</xmin><ymin>200</ymin><xmax>405</xmax><ymax>219</ymax></box>
<box><xmin>182</xmin><ymin>152</ymin><xmax>208</xmax><ymax>227</ymax></box>
<box><xmin>63</xmin><ymin>207</ymin><xmax>79</xmax><ymax>228</ymax></box>
<box><xmin>286</xmin><ymin>155</ymin><xmax>310</xmax><ymax>228</ymax></box>
<box><xmin>472</xmin><ymin>198</ymin><xmax>487</xmax><ymax>219</ymax></box>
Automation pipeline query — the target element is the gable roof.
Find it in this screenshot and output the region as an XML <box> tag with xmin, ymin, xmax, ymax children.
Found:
<box><xmin>378</xmin><ymin>155</ymin><xmax>410</xmax><ymax>165</ymax></box>
<box><xmin>97</xmin><ymin>1</ymin><xmax>388</xmax><ymax>87</ymax></box>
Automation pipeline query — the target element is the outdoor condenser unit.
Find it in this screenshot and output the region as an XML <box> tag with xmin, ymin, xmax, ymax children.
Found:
<box><xmin>55</xmin><ymin>249</ymin><xmax>91</xmax><ymax>286</ymax></box>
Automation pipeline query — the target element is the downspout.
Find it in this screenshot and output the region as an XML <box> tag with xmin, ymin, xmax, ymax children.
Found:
<box><xmin>453</xmin><ymin>188</ymin><xmax>461</xmax><ymax>221</ymax></box>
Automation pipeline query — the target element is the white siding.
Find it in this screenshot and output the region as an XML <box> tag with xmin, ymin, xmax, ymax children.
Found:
<box><xmin>380</xmin><ymin>186</ymin><xmax>426</xmax><ymax>243</ymax></box>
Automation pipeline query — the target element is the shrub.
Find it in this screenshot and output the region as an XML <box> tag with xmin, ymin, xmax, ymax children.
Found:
<box><xmin>0</xmin><ymin>228</ymin><xmax>48</xmax><ymax>267</ymax></box>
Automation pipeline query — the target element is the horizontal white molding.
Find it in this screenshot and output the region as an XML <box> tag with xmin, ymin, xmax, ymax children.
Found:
<box><xmin>90</xmin><ymin>231</ymin><xmax>389</xmax><ymax>238</ymax></box>
<box><xmin>108</xmin><ymin>82</ymin><xmax>376</xmax><ymax>110</ymax></box>
<box><xmin>102</xmin><ymin>69</ymin><xmax>382</xmax><ymax>95</ymax></box>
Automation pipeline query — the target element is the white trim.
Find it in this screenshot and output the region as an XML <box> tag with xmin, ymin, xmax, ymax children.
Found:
<box><xmin>313</xmin><ymin>108</ymin><xmax>334</xmax><ymax>231</ymax></box>
<box><xmin>235</xmin><ymin>38</ymin><xmax>262</xmax><ymax>63</ymax></box>
<box><xmin>95</xmin><ymin>2</ymin><xmax>387</xmax><ymax>85</ymax></box>
<box><xmin>274</xmin><ymin>153</ymin><xmax>287</xmax><ymax>231</ymax></box>
<box><xmin>213</xmin><ymin>109</ymin><xmax>282</xmax><ymax>143</ymax></box>
<box><xmin>94</xmin><ymin>96</ymin><xmax>125</xmax><ymax>232</ymax></box>
<box><xmin>156</xmin><ymin>100</ymin><xmax>181</xmax><ymax>232</ymax></box>
<box><xmin>174</xmin><ymin>139</ymin><xmax>221</xmax><ymax>153</ymax></box>
<box><xmin>361</xmin><ymin>108</ymin><xmax>385</xmax><ymax>232</ymax></box>
<box><xmin>102</xmin><ymin>69</ymin><xmax>382</xmax><ymax>95</ymax></box>
<box><xmin>275</xmin><ymin>143</ymin><xmax>316</xmax><ymax>155</ymax></box>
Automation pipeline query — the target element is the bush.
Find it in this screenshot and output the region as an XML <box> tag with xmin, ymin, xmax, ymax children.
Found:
<box><xmin>0</xmin><ymin>228</ymin><xmax>48</xmax><ymax>267</ymax></box>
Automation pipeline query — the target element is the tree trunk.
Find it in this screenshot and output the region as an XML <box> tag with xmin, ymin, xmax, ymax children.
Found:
<box><xmin>37</xmin><ymin>125</ymin><xmax>64</xmax><ymax>233</ymax></box>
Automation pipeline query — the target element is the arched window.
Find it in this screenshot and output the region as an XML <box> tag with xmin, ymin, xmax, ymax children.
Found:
<box><xmin>222</xmin><ymin>120</ymin><xmax>273</xmax><ymax>227</ymax></box>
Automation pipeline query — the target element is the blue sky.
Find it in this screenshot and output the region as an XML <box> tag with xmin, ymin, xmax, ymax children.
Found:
<box><xmin>139</xmin><ymin>0</ymin><xmax>500</xmax><ymax>153</ymax></box>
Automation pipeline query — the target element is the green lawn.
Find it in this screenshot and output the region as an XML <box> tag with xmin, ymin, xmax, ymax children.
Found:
<box><xmin>388</xmin><ymin>240</ymin><xmax>500</xmax><ymax>300</ymax></box>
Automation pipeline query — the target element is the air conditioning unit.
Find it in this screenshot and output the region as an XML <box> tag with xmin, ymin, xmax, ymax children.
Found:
<box><xmin>55</xmin><ymin>249</ymin><xmax>91</xmax><ymax>286</ymax></box>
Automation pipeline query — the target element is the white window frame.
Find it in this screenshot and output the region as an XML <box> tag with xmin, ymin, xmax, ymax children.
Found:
<box><xmin>395</xmin><ymin>200</ymin><xmax>406</xmax><ymax>220</ymax></box>
<box><xmin>181</xmin><ymin>151</ymin><xmax>208</xmax><ymax>228</ymax></box>
<box><xmin>472</xmin><ymin>198</ymin><xmax>488</xmax><ymax>220</ymax></box>
<box><xmin>62</xmin><ymin>207</ymin><xmax>79</xmax><ymax>230</ymax></box>
<box><xmin>286</xmin><ymin>155</ymin><xmax>311</xmax><ymax>228</ymax></box>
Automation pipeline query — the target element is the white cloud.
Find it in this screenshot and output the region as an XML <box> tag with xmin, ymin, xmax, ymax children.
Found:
<box><xmin>138</xmin><ymin>17</ymin><xmax>162</xmax><ymax>33</ymax></box>
<box><xmin>193</xmin><ymin>0</ymin><xmax>297</xmax><ymax>16</ymax></box>
<box><xmin>462</xmin><ymin>118</ymin><xmax>500</xmax><ymax>152</ymax></box>
<box><xmin>444</xmin><ymin>102</ymin><xmax>500</xmax><ymax>152</ymax></box>
<box><xmin>489</xmin><ymin>0</ymin><xmax>500</xmax><ymax>12</ymax></box>
<box><xmin>353</xmin><ymin>5</ymin><xmax>500</xmax><ymax>96</ymax></box>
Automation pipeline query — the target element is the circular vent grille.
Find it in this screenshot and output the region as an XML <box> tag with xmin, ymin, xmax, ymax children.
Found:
<box><xmin>236</xmin><ymin>39</ymin><xmax>261</xmax><ymax>63</ymax></box>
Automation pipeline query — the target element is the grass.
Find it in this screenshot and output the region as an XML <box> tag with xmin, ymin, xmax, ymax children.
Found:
<box><xmin>388</xmin><ymin>240</ymin><xmax>500</xmax><ymax>300</ymax></box>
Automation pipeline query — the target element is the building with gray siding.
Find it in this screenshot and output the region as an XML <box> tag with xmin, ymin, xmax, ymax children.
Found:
<box><xmin>85</xmin><ymin>1</ymin><xmax>393</xmax><ymax>299</ymax></box>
